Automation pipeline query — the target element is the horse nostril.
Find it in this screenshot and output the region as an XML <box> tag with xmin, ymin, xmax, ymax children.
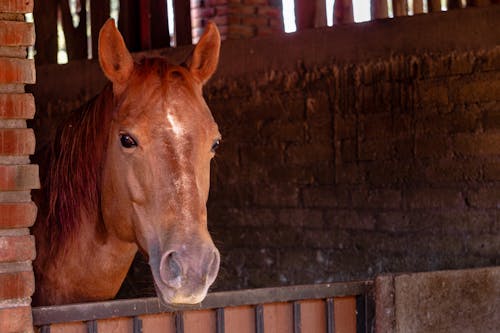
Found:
<box><xmin>207</xmin><ymin>250</ymin><xmax>220</xmax><ymax>280</ymax></box>
<box><xmin>160</xmin><ymin>251</ymin><xmax>183</xmax><ymax>289</ymax></box>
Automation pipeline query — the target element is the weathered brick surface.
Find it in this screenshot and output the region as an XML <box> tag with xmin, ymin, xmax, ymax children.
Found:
<box><xmin>191</xmin><ymin>0</ymin><xmax>229</xmax><ymax>41</ymax></box>
<box><xmin>0</xmin><ymin>0</ymin><xmax>33</xmax><ymax>13</ymax></box>
<box><xmin>0</xmin><ymin>270</ymin><xmax>35</xmax><ymax>299</ymax></box>
<box><xmin>0</xmin><ymin>306</ymin><xmax>33</xmax><ymax>333</ymax></box>
<box><xmin>0</xmin><ymin>58</ymin><xmax>35</xmax><ymax>84</ymax></box>
<box><xmin>191</xmin><ymin>0</ymin><xmax>282</xmax><ymax>41</ymax></box>
<box><xmin>205</xmin><ymin>46</ymin><xmax>500</xmax><ymax>288</ymax></box>
<box><xmin>0</xmin><ymin>21</ymin><xmax>34</xmax><ymax>46</ymax></box>
<box><xmin>0</xmin><ymin>93</ymin><xmax>35</xmax><ymax>119</ymax></box>
<box><xmin>1</xmin><ymin>1</ymin><xmax>37</xmax><ymax>332</ymax></box>
<box><xmin>0</xmin><ymin>202</ymin><xmax>37</xmax><ymax>228</ymax></box>
<box><xmin>0</xmin><ymin>235</ymin><xmax>35</xmax><ymax>262</ymax></box>
<box><xmin>0</xmin><ymin>164</ymin><xmax>39</xmax><ymax>190</ymax></box>
<box><xmin>0</xmin><ymin>128</ymin><xmax>35</xmax><ymax>155</ymax></box>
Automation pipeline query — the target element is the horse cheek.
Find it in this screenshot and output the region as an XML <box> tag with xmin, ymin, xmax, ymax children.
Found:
<box><xmin>101</xmin><ymin>160</ymin><xmax>135</xmax><ymax>242</ymax></box>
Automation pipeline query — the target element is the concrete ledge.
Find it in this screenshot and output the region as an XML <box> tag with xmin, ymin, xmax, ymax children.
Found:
<box><xmin>375</xmin><ymin>266</ymin><xmax>500</xmax><ymax>333</ymax></box>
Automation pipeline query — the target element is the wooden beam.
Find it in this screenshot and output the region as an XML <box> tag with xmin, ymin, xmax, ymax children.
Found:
<box><xmin>33</xmin><ymin>0</ymin><xmax>58</xmax><ymax>64</ymax></box>
<box><xmin>371</xmin><ymin>0</ymin><xmax>389</xmax><ymax>19</ymax></box>
<box><xmin>392</xmin><ymin>0</ymin><xmax>408</xmax><ymax>16</ymax></box>
<box><xmin>58</xmin><ymin>0</ymin><xmax>88</xmax><ymax>60</ymax></box>
<box><xmin>118</xmin><ymin>0</ymin><xmax>141</xmax><ymax>52</ymax></box>
<box><xmin>294</xmin><ymin>0</ymin><xmax>316</xmax><ymax>30</ymax></box>
<box><xmin>90</xmin><ymin>0</ymin><xmax>110</xmax><ymax>59</ymax></box>
<box><xmin>151</xmin><ymin>0</ymin><xmax>170</xmax><ymax>49</ymax></box>
<box><xmin>428</xmin><ymin>0</ymin><xmax>442</xmax><ymax>11</ymax></box>
<box><xmin>173</xmin><ymin>0</ymin><xmax>192</xmax><ymax>46</ymax></box>
<box><xmin>413</xmin><ymin>0</ymin><xmax>424</xmax><ymax>14</ymax></box>
<box><xmin>333</xmin><ymin>0</ymin><xmax>354</xmax><ymax>24</ymax></box>
<box><xmin>139</xmin><ymin>0</ymin><xmax>152</xmax><ymax>50</ymax></box>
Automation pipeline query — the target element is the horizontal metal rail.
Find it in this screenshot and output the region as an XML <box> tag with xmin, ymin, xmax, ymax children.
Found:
<box><xmin>33</xmin><ymin>280</ymin><xmax>373</xmax><ymax>326</ymax></box>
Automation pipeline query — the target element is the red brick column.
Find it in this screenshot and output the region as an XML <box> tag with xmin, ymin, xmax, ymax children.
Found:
<box><xmin>0</xmin><ymin>1</ymin><xmax>38</xmax><ymax>332</ymax></box>
<box><xmin>192</xmin><ymin>0</ymin><xmax>230</xmax><ymax>42</ymax></box>
<box><xmin>191</xmin><ymin>0</ymin><xmax>283</xmax><ymax>42</ymax></box>
<box><xmin>227</xmin><ymin>0</ymin><xmax>283</xmax><ymax>39</ymax></box>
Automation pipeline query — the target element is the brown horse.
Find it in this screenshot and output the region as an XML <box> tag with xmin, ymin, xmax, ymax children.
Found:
<box><xmin>32</xmin><ymin>19</ymin><xmax>221</xmax><ymax>306</ymax></box>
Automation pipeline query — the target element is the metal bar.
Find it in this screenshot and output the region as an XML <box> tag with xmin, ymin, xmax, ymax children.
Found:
<box><xmin>40</xmin><ymin>325</ymin><xmax>51</xmax><ymax>333</ymax></box>
<box><xmin>86</xmin><ymin>320</ymin><xmax>97</xmax><ymax>333</ymax></box>
<box><xmin>326</xmin><ymin>298</ymin><xmax>335</xmax><ymax>333</ymax></box>
<box><xmin>356</xmin><ymin>295</ymin><xmax>367</xmax><ymax>333</ymax></box>
<box><xmin>33</xmin><ymin>281</ymin><xmax>373</xmax><ymax>326</ymax></box>
<box><xmin>216</xmin><ymin>308</ymin><xmax>225</xmax><ymax>333</ymax></box>
<box><xmin>175</xmin><ymin>312</ymin><xmax>184</xmax><ymax>333</ymax></box>
<box><xmin>293</xmin><ymin>301</ymin><xmax>301</xmax><ymax>333</ymax></box>
<box><xmin>255</xmin><ymin>304</ymin><xmax>264</xmax><ymax>333</ymax></box>
<box><xmin>133</xmin><ymin>316</ymin><xmax>143</xmax><ymax>333</ymax></box>
<box><xmin>362</xmin><ymin>292</ymin><xmax>375</xmax><ymax>333</ymax></box>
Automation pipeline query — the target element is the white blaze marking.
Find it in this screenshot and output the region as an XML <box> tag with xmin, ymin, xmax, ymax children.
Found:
<box><xmin>166</xmin><ymin>112</ymin><xmax>185</xmax><ymax>137</ymax></box>
<box><xmin>165</xmin><ymin>107</ymin><xmax>193</xmax><ymax>221</ymax></box>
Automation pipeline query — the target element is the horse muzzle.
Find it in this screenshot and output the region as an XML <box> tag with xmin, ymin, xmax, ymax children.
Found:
<box><xmin>154</xmin><ymin>242</ymin><xmax>220</xmax><ymax>305</ymax></box>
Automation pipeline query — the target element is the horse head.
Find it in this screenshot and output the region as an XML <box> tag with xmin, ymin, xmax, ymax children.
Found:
<box><xmin>97</xmin><ymin>19</ymin><xmax>221</xmax><ymax>305</ymax></box>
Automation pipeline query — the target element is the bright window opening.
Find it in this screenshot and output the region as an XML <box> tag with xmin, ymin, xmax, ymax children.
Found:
<box><xmin>353</xmin><ymin>0</ymin><xmax>371</xmax><ymax>22</ymax></box>
<box><xmin>282</xmin><ymin>0</ymin><xmax>297</xmax><ymax>33</ymax></box>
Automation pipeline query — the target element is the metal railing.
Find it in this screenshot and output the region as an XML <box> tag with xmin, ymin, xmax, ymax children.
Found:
<box><xmin>33</xmin><ymin>280</ymin><xmax>374</xmax><ymax>333</ymax></box>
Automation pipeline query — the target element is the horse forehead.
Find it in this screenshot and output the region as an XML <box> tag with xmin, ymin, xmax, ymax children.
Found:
<box><xmin>121</xmin><ymin>62</ymin><xmax>217</xmax><ymax>133</ymax></box>
<box><xmin>163</xmin><ymin>105</ymin><xmax>218</xmax><ymax>141</ymax></box>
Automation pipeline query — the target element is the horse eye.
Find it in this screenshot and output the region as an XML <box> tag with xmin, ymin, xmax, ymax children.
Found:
<box><xmin>211</xmin><ymin>139</ymin><xmax>220</xmax><ymax>152</ymax></box>
<box><xmin>120</xmin><ymin>134</ymin><xmax>137</xmax><ymax>148</ymax></box>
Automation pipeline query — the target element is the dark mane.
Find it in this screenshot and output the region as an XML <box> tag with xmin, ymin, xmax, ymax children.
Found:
<box><xmin>42</xmin><ymin>84</ymin><xmax>114</xmax><ymax>249</ymax></box>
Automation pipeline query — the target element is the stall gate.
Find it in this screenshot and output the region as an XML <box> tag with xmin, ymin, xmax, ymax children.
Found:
<box><xmin>33</xmin><ymin>280</ymin><xmax>374</xmax><ymax>333</ymax></box>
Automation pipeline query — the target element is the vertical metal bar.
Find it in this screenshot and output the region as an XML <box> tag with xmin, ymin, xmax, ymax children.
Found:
<box><xmin>364</xmin><ymin>292</ymin><xmax>375</xmax><ymax>333</ymax></box>
<box><xmin>356</xmin><ymin>295</ymin><xmax>367</xmax><ymax>333</ymax></box>
<box><xmin>326</xmin><ymin>298</ymin><xmax>335</xmax><ymax>333</ymax></box>
<box><xmin>133</xmin><ymin>316</ymin><xmax>143</xmax><ymax>333</ymax></box>
<box><xmin>216</xmin><ymin>308</ymin><xmax>225</xmax><ymax>333</ymax></box>
<box><xmin>40</xmin><ymin>325</ymin><xmax>51</xmax><ymax>333</ymax></box>
<box><xmin>86</xmin><ymin>320</ymin><xmax>98</xmax><ymax>333</ymax></box>
<box><xmin>255</xmin><ymin>304</ymin><xmax>264</xmax><ymax>333</ymax></box>
<box><xmin>175</xmin><ymin>311</ymin><xmax>184</xmax><ymax>333</ymax></box>
<box><xmin>293</xmin><ymin>301</ymin><xmax>301</xmax><ymax>333</ymax></box>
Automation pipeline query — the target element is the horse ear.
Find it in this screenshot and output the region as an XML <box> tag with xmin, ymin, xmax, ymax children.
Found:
<box><xmin>190</xmin><ymin>22</ymin><xmax>220</xmax><ymax>84</ymax></box>
<box><xmin>98</xmin><ymin>19</ymin><xmax>134</xmax><ymax>94</ymax></box>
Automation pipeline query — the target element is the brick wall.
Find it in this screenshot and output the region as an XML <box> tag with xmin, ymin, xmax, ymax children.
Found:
<box><xmin>32</xmin><ymin>7</ymin><xmax>499</xmax><ymax>297</ymax></box>
<box><xmin>207</xmin><ymin>46</ymin><xmax>500</xmax><ymax>289</ymax></box>
<box><xmin>203</xmin><ymin>7</ymin><xmax>500</xmax><ymax>290</ymax></box>
<box><xmin>0</xmin><ymin>0</ymin><xmax>38</xmax><ymax>331</ymax></box>
<box><xmin>191</xmin><ymin>0</ymin><xmax>283</xmax><ymax>42</ymax></box>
